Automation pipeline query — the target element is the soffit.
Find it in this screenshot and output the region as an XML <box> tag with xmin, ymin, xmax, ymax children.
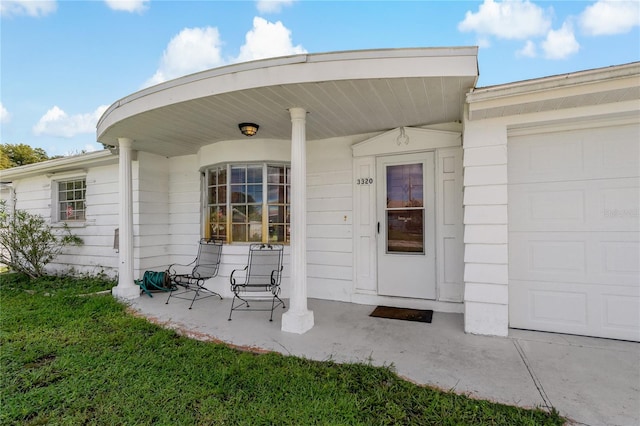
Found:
<box><xmin>97</xmin><ymin>48</ymin><xmax>478</xmax><ymax>157</ymax></box>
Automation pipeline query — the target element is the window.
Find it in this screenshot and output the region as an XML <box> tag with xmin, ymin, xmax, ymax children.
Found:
<box><xmin>57</xmin><ymin>178</ymin><xmax>86</xmax><ymax>221</ymax></box>
<box><xmin>205</xmin><ymin>163</ymin><xmax>290</xmax><ymax>243</ymax></box>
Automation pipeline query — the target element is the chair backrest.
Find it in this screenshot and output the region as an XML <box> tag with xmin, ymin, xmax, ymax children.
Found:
<box><xmin>191</xmin><ymin>239</ymin><xmax>223</xmax><ymax>279</ymax></box>
<box><xmin>245</xmin><ymin>244</ymin><xmax>283</xmax><ymax>287</ymax></box>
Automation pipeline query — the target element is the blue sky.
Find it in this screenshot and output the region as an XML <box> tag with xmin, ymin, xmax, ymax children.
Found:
<box><xmin>1</xmin><ymin>0</ymin><xmax>638</xmax><ymax>157</ymax></box>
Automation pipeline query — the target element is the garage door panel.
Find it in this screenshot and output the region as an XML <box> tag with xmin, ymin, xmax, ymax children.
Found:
<box><xmin>509</xmin><ymin>124</ymin><xmax>640</xmax><ymax>184</ymax></box>
<box><xmin>510</xmin><ymin>232</ymin><xmax>639</xmax><ymax>286</ymax></box>
<box><xmin>602</xmin><ymin>241</ymin><xmax>640</xmax><ymax>275</ymax></box>
<box><xmin>509</xmin><ymin>138</ymin><xmax>585</xmax><ymax>183</ymax></box>
<box><xmin>508</xmin><ymin>123</ymin><xmax>639</xmax><ymax>341</ymax></box>
<box><xmin>603</xmin><ymin>294</ymin><xmax>640</xmax><ymax>332</ymax></box>
<box><xmin>510</xmin><ymin>177</ymin><xmax>639</xmax><ymax>232</ymax></box>
<box><xmin>510</xmin><ymin>280</ymin><xmax>640</xmax><ymax>341</ymax></box>
<box><xmin>598</xmin><ymin>127</ymin><xmax>640</xmax><ymax>172</ymax></box>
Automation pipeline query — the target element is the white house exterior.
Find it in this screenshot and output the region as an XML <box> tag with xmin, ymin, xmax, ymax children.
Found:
<box><xmin>1</xmin><ymin>48</ymin><xmax>638</xmax><ymax>341</ymax></box>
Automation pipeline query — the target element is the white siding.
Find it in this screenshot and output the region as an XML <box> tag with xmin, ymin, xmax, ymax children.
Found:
<box><xmin>168</xmin><ymin>154</ymin><xmax>201</xmax><ymax>262</ymax></box>
<box><xmin>6</xmin><ymin>162</ymin><xmax>120</xmax><ymax>277</ymax></box>
<box><xmin>306</xmin><ymin>136</ymin><xmax>354</xmax><ymax>301</ymax></box>
<box><xmin>136</xmin><ymin>152</ymin><xmax>171</xmax><ymax>274</ymax></box>
<box><xmin>462</xmin><ymin>118</ymin><xmax>510</xmax><ymax>336</ymax></box>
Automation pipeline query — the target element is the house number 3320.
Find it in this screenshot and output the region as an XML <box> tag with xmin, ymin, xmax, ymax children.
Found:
<box><xmin>356</xmin><ymin>178</ymin><xmax>373</xmax><ymax>185</ymax></box>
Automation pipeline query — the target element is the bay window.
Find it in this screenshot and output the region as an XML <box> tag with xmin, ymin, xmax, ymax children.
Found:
<box><xmin>205</xmin><ymin>163</ymin><xmax>290</xmax><ymax>243</ymax></box>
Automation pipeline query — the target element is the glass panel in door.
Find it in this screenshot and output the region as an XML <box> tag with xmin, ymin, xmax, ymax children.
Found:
<box><xmin>385</xmin><ymin>164</ymin><xmax>424</xmax><ymax>254</ymax></box>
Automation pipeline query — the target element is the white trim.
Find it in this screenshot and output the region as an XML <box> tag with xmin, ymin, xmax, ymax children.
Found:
<box><xmin>468</xmin><ymin>61</ymin><xmax>639</xmax><ymax>102</ymax></box>
<box><xmin>1</xmin><ymin>151</ymin><xmax>115</xmax><ymax>181</ymax></box>
<box><xmin>50</xmin><ymin>173</ymin><xmax>88</xmax><ymax>224</ymax></box>
<box><xmin>352</xmin><ymin>127</ymin><xmax>461</xmax><ymax>158</ymax></box>
<box><xmin>507</xmin><ymin>113</ymin><xmax>640</xmax><ymax>137</ymax></box>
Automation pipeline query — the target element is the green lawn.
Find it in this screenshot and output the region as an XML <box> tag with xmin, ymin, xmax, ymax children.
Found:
<box><xmin>0</xmin><ymin>274</ymin><xmax>565</xmax><ymax>425</ymax></box>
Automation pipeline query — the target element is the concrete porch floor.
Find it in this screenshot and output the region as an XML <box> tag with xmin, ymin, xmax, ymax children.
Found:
<box><xmin>129</xmin><ymin>293</ymin><xmax>639</xmax><ymax>426</ymax></box>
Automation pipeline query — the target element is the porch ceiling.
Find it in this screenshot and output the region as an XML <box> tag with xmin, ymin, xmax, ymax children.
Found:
<box><xmin>97</xmin><ymin>48</ymin><xmax>478</xmax><ymax>157</ymax></box>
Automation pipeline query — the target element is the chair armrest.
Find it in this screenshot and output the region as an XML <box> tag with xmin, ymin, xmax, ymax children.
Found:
<box><xmin>167</xmin><ymin>257</ymin><xmax>197</xmax><ymax>276</ymax></box>
<box><xmin>270</xmin><ymin>265</ymin><xmax>284</xmax><ymax>285</ymax></box>
<box><xmin>230</xmin><ymin>266</ymin><xmax>248</xmax><ymax>286</ymax></box>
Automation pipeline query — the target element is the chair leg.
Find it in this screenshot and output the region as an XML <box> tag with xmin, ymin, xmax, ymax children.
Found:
<box><xmin>188</xmin><ymin>287</ymin><xmax>199</xmax><ymax>309</ymax></box>
<box><xmin>228</xmin><ymin>295</ymin><xmax>236</xmax><ymax>321</ymax></box>
<box><xmin>268</xmin><ymin>294</ymin><xmax>286</xmax><ymax>321</ymax></box>
<box><xmin>269</xmin><ymin>297</ymin><xmax>275</xmax><ymax>321</ymax></box>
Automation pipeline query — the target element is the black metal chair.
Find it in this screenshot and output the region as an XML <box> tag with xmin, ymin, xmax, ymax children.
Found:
<box><xmin>166</xmin><ymin>239</ymin><xmax>223</xmax><ymax>309</ymax></box>
<box><xmin>228</xmin><ymin>244</ymin><xmax>285</xmax><ymax>321</ymax></box>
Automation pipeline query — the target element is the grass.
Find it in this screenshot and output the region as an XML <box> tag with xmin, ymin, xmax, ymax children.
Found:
<box><xmin>0</xmin><ymin>274</ymin><xmax>565</xmax><ymax>425</ymax></box>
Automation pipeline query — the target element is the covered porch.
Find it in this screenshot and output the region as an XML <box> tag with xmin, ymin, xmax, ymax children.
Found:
<box><xmin>97</xmin><ymin>47</ymin><xmax>479</xmax><ymax>335</ymax></box>
<box><xmin>129</xmin><ymin>293</ymin><xmax>639</xmax><ymax>426</ymax></box>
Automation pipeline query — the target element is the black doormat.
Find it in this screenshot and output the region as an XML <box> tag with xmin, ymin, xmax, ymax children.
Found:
<box><xmin>369</xmin><ymin>306</ymin><xmax>433</xmax><ymax>323</ymax></box>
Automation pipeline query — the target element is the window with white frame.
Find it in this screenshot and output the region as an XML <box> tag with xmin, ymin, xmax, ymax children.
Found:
<box><xmin>205</xmin><ymin>163</ymin><xmax>290</xmax><ymax>243</ymax></box>
<box><xmin>56</xmin><ymin>178</ymin><xmax>86</xmax><ymax>222</ymax></box>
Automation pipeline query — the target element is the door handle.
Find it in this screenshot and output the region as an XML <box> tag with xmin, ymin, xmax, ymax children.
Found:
<box><xmin>377</xmin><ymin>222</ymin><xmax>380</xmax><ymax>234</ymax></box>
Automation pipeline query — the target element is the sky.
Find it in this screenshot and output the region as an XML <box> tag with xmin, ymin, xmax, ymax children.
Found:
<box><xmin>1</xmin><ymin>0</ymin><xmax>638</xmax><ymax>157</ymax></box>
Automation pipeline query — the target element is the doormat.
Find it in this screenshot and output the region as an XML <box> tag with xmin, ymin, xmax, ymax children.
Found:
<box><xmin>369</xmin><ymin>306</ymin><xmax>433</xmax><ymax>323</ymax></box>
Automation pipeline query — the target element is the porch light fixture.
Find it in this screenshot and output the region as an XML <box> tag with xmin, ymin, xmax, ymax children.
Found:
<box><xmin>238</xmin><ymin>122</ymin><xmax>259</xmax><ymax>137</ymax></box>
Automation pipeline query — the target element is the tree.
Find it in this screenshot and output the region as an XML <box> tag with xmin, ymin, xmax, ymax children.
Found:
<box><xmin>0</xmin><ymin>201</ymin><xmax>83</xmax><ymax>278</ymax></box>
<box><xmin>0</xmin><ymin>143</ymin><xmax>51</xmax><ymax>169</ymax></box>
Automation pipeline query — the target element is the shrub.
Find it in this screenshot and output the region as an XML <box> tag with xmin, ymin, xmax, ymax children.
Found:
<box><xmin>0</xmin><ymin>201</ymin><xmax>83</xmax><ymax>278</ymax></box>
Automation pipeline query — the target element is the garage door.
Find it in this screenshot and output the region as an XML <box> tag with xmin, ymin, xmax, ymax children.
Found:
<box><xmin>508</xmin><ymin>122</ymin><xmax>639</xmax><ymax>341</ymax></box>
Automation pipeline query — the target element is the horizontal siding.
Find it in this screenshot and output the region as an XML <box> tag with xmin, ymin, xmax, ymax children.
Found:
<box><xmin>168</xmin><ymin>155</ymin><xmax>201</xmax><ymax>256</ymax></box>
<box><xmin>6</xmin><ymin>163</ymin><xmax>121</xmax><ymax>277</ymax></box>
<box><xmin>306</xmin><ymin>137</ymin><xmax>354</xmax><ymax>298</ymax></box>
<box><xmin>136</xmin><ymin>153</ymin><xmax>171</xmax><ymax>274</ymax></box>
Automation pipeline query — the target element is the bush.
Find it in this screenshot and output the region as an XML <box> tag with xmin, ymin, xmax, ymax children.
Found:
<box><xmin>0</xmin><ymin>201</ymin><xmax>83</xmax><ymax>278</ymax></box>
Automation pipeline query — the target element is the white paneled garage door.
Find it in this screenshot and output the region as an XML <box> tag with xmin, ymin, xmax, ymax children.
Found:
<box><xmin>508</xmin><ymin>122</ymin><xmax>640</xmax><ymax>341</ymax></box>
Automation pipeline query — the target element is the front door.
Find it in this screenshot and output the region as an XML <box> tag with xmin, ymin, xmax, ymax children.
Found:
<box><xmin>377</xmin><ymin>152</ymin><xmax>436</xmax><ymax>299</ymax></box>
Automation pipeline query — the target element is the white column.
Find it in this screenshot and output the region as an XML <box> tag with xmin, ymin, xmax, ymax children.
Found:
<box><xmin>112</xmin><ymin>137</ymin><xmax>139</xmax><ymax>299</ymax></box>
<box><xmin>281</xmin><ymin>107</ymin><xmax>314</xmax><ymax>334</ymax></box>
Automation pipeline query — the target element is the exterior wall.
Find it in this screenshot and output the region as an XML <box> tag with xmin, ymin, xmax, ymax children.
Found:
<box><xmin>306</xmin><ymin>136</ymin><xmax>356</xmax><ymax>302</ymax></box>
<box><xmin>135</xmin><ymin>152</ymin><xmax>171</xmax><ymax>274</ymax></box>
<box><xmin>167</xmin><ymin>137</ymin><xmax>355</xmax><ymax>300</ymax></box>
<box><xmin>462</xmin><ymin>115</ymin><xmax>510</xmax><ymax>336</ymax></box>
<box><xmin>2</xmin><ymin>162</ymin><xmax>120</xmax><ymax>277</ymax></box>
<box><xmin>351</xmin><ymin>126</ymin><xmax>465</xmax><ymax>311</ymax></box>
<box><xmin>167</xmin><ymin>141</ymin><xmax>295</xmax><ymax>298</ymax></box>
<box><xmin>463</xmin><ymin>97</ymin><xmax>640</xmax><ymax>338</ymax></box>
<box><xmin>160</xmin><ymin>130</ymin><xmax>465</xmax><ymax>309</ymax></box>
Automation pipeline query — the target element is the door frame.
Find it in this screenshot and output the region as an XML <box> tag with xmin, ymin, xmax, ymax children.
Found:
<box><xmin>351</xmin><ymin>127</ymin><xmax>464</xmax><ymax>306</ymax></box>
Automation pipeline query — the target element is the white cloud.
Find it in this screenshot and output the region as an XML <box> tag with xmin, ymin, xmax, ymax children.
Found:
<box><xmin>516</xmin><ymin>40</ymin><xmax>537</xmax><ymax>57</ymax></box>
<box><xmin>477</xmin><ymin>37</ymin><xmax>492</xmax><ymax>48</ymax></box>
<box><xmin>458</xmin><ymin>0</ymin><xmax>551</xmax><ymax>40</ymax></box>
<box><xmin>144</xmin><ymin>27</ymin><xmax>224</xmax><ymax>87</ymax></box>
<box><xmin>579</xmin><ymin>0</ymin><xmax>640</xmax><ymax>36</ymax></box>
<box><xmin>33</xmin><ymin>105</ymin><xmax>108</xmax><ymax>138</ymax></box>
<box><xmin>234</xmin><ymin>17</ymin><xmax>306</xmax><ymax>63</ymax></box>
<box><xmin>0</xmin><ymin>0</ymin><xmax>56</xmax><ymax>18</ymax></box>
<box><xmin>83</xmin><ymin>144</ymin><xmax>99</xmax><ymax>153</ymax></box>
<box><xmin>256</xmin><ymin>0</ymin><xmax>295</xmax><ymax>14</ymax></box>
<box><xmin>104</xmin><ymin>0</ymin><xmax>149</xmax><ymax>13</ymax></box>
<box><xmin>542</xmin><ymin>22</ymin><xmax>580</xmax><ymax>59</ymax></box>
<box><xmin>144</xmin><ymin>18</ymin><xmax>305</xmax><ymax>87</ymax></box>
<box><xmin>0</xmin><ymin>103</ymin><xmax>10</xmax><ymax>124</ymax></box>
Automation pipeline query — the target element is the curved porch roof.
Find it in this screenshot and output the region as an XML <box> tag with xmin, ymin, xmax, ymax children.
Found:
<box><xmin>97</xmin><ymin>47</ymin><xmax>478</xmax><ymax>157</ymax></box>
